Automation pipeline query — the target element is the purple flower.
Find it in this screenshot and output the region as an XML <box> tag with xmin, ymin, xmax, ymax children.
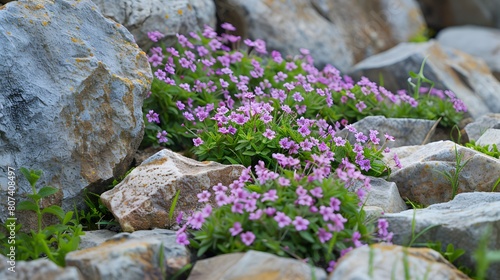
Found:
<box><xmin>201</xmin><ymin>204</ymin><xmax>212</xmax><ymax>218</ymax></box>
<box><xmin>317</xmin><ymin>228</ymin><xmax>332</xmax><ymax>243</ymax></box>
<box><xmin>359</xmin><ymin>159</ymin><xmax>371</xmax><ymax>171</ymax></box>
<box><xmin>215</xmin><ymin>193</ymin><xmax>229</xmax><ymax>206</ymax></box>
<box><xmin>333</xmin><ymin>137</ymin><xmax>346</xmax><ymax>147</ymax></box>
<box><xmin>176</xmin><ymin>232</ymin><xmax>190</xmax><ymax>245</ymax></box>
<box><xmin>310</xmin><ymin>187</ymin><xmax>323</xmax><ymax>198</ymax></box>
<box><xmin>278</xmin><ymin>177</ymin><xmax>290</xmax><ymax>187</ymax></box>
<box><xmin>197</xmin><ymin>190</ymin><xmax>211</xmax><ymax>203</ymax></box>
<box><xmin>189</xmin><ymin>212</ymin><xmax>205</xmax><ymax>229</ymax></box>
<box><xmin>355</xmin><ymin>132</ymin><xmax>368</xmax><ymax>143</ymax></box>
<box><xmin>263</xmin><ymin>129</ymin><xmax>276</xmax><ymax>140</ymax></box>
<box><xmin>147</xmin><ymin>31</ymin><xmax>164</xmax><ymax>42</ymax></box>
<box><xmin>352</xmin><ymin>231</ymin><xmax>363</xmax><ymax>247</ymax></box>
<box><xmin>264</xmin><ymin>207</ymin><xmax>276</xmax><ymax>216</ymax></box>
<box><xmin>393</xmin><ymin>154</ymin><xmax>403</xmax><ymax>168</ymax></box>
<box><xmin>148</xmin><ymin>54</ymin><xmax>163</xmax><ymax>67</ymax></box>
<box><xmin>292</xmin><ymin>216</ymin><xmax>310</xmax><ymax>231</ymax></box>
<box><xmin>355</xmin><ymin>101</ymin><xmax>367</xmax><ymax>112</ymax></box>
<box><xmin>271</xmin><ymin>50</ymin><xmax>283</xmax><ymax>63</ymax></box>
<box><xmin>330</xmin><ymin>197</ymin><xmax>341</xmax><ymax>211</ymax></box>
<box><xmin>147</xmin><ymin>110</ymin><xmax>160</xmax><ymax>123</ymax></box>
<box><xmin>262</xmin><ymin>189</ymin><xmax>278</xmax><ymax>202</ymax></box>
<box><xmin>328</xmin><ymin>213</ymin><xmax>347</xmax><ymax>232</ymax></box>
<box><xmin>384</xmin><ymin>133</ymin><xmax>395</xmax><ymax>141</ymax></box>
<box><xmin>274</xmin><ymin>212</ymin><xmax>292</xmax><ymax>228</ymax></box>
<box><xmin>157</xmin><ymin>131</ymin><xmax>168</xmax><ymax>143</ymax></box>
<box><xmin>240</xmin><ymin>231</ymin><xmax>256</xmax><ymax>246</ymax></box>
<box><xmin>221</xmin><ymin>22</ymin><xmax>236</xmax><ymax>31</ymax></box>
<box><xmin>193</xmin><ymin>137</ymin><xmax>204</xmax><ymax>147</ymax></box>
<box><xmin>249</xmin><ymin>209</ymin><xmax>263</xmax><ymax>220</ymax></box>
<box><xmin>176</xmin><ymin>101</ymin><xmax>185</xmax><ymax>111</ymax></box>
<box><xmin>229</xmin><ymin>222</ymin><xmax>243</xmax><ymax>236</ymax></box>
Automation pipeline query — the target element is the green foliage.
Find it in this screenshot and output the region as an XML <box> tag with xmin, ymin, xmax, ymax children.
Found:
<box><xmin>435</xmin><ymin>144</ymin><xmax>471</xmax><ymax>200</ymax></box>
<box><xmin>466</xmin><ymin>141</ymin><xmax>500</xmax><ymax>159</ymax></box>
<box><xmin>1</xmin><ymin>168</ymin><xmax>84</xmax><ymax>267</ymax></box>
<box><xmin>74</xmin><ymin>190</ymin><xmax>118</xmax><ymax>231</ymax></box>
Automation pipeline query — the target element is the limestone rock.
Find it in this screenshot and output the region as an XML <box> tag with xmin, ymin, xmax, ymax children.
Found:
<box><xmin>335</xmin><ymin>116</ymin><xmax>437</xmax><ymax>148</ymax></box>
<box><xmin>66</xmin><ymin>229</ymin><xmax>189</xmax><ymax>280</ymax></box>
<box><xmin>349</xmin><ymin>40</ymin><xmax>500</xmax><ymax>119</ymax></box>
<box><xmin>0</xmin><ymin>0</ymin><xmax>152</xmax><ymax>229</ymax></box>
<box><xmin>437</xmin><ymin>25</ymin><xmax>500</xmax><ymax>81</ymax></box>
<box><xmin>349</xmin><ymin>177</ymin><xmax>407</xmax><ymax>213</ymax></box>
<box><xmin>416</xmin><ymin>0</ymin><xmax>500</xmax><ymax>30</ymax></box>
<box><xmin>92</xmin><ymin>0</ymin><xmax>216</xmax><ymax>51</ymax></box>
<box><xmin>0</xmin><ymin>254</ymin><xmax>83</xmax><ymax>280</ymax></box>
<box><xmin>101</xmin><ymin>149</ymin><xmax>245</xmax><ymax>232</ymax></box>
<box><xmin>464</xmin><ymin>113</ymin><xmax>500</xmax><ymax>141</ymax></box>
<box><xmin>476</xmin><ymin>129</ymin><xmax>500</xmax><ymax>149</ymax></box>
<box><xmin>78</xmin><ymin>229</ymin><xmax>117</xmax><ymax>250</ymax></box>
<box><xmin>215</xmin><ymin>0</ymin><xmax>425</xmax><ymax>71</ymax></box>
<box><xmin>384</xmin><ymin>141</ymin><xmax>500</xmax><ymax>205</ymax></box>
<box><xmin>188</xmin><ymin>250</ymin><xmax>327</xmax><ymax>280</ymax></box>
<box><xmin>384</xmin><ymin>192</ymin><xmax>500</xmax><ymax>279</ymax></box>
<box><xmin>330</xmin><ymin>243</ymin><xmax>470</xmax><ymax>280</ymax></box>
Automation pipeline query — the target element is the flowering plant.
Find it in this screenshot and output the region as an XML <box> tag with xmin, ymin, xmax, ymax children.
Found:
<box><xmin>142</xmin><ymin>24</ymin><xmax>465</xmax><ymax>152</ymax></box>
<box><xmin>175</xmin><ymin>157</ymin><xmax>393</xmax><ymax>271</ymax></box>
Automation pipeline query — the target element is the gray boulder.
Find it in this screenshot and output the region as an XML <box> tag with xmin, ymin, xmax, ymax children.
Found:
<box><xmin>476</xmin><ymin>129</ymin><xmax>500</xmax><ymax>149</ymax></box>
<box><xmin>464</xmin><ymin>113</ymin><xmax>500</xmax><ymax>141</ymax></box>
<box><xmin>384</xmin><ymin>192</ymin><xmax>500</xmax><ymax>279</ymax></box>
<box><xmin>437</xmin><ymin>25</ymin><xmax>500</xmax><ymax>81</ymax></box>
<box><xmin>384</xmin><ymin>141</ymin><xmax>500</xmax><ymax>205</ymax></box>
<box><xmin>349</xmin><ymin>40</ymin><xmax>500</xmax><ymax>119</ymax></box>
<box><xmin>0</xmin><ymin>254</ymin><xmax>83</xmax><ymax>280</ymax></box>
<box><xmin>349</xmin><ymin>176</ymin><xmax>407</xmax><ymax>213</ymax></box>
<box><xmin>92</xmin><ymin>0</ymin><xmax>216</xmax><ymax>51</ymax></box>
<box><xmin>0</xmin><ymin>0</ymin><xmax>152</xmax><ymax>229</ymax></box>
<box><xmin>335</xmin><ymin>116</ymin><xmax>437</xmax><ymax>148</ymax></box>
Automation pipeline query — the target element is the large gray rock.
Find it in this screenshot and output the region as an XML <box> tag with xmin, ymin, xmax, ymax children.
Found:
<box><xmin>464</xmin><ymin>113</ymin><xmax>500</xmax><ymax>141</ymax></box>
<box><xmin>66</xmin><ymin>229</ymin><xmax>189</xmax><ymax>280</ymax></box>
<box><xmin>101</xmin><ymin>149</ymin><xmax>245</xmax><ymax>232</ymax></box>
<box><xmin>0</xmin><ymin>0</ymin><xmax>152</xmax><ymax>229</ymax></box>
<box><xmin>384</xmin><ymin>141</ymin><xmax>500</xmax><ymax>205</ymax></box>
<box><xmin>384</xmin><ymin>192</ymin><xmax>500</xmax><ymax>280</ymax></box>
<box><xmin>0</xmin><ymin>254</ymin><xmax>83</xmax><ymax>280</ymax></box>
<box><xmin>416</xmin><ymin>0</ymin><xmax>500</xmax><ymax>30</ymax></box>
<box><xmin>78</xmin><ymin>229</ymin><xmax>117</xmax><ymax>250</ymax></box>
<box><xmin>92</xmin><ymin>0</ymin><xmax>216</xmax><ymax>51</ymax></box>
<box><xmin>349</xmin><ymin>177</ymin><xmax>407</xmax><ymax>213</ymax></box>
<box><xmin>330</xmin><ymin>244</ymin><xmax>470</xmax><ymax>280</ymax></box>
<box><xmin>437</xmin><ymin>25</ymin><xmax>500</xmax><ymax>81</ymax></box>
<box><xmin>335</xmin><ymin>116</ymin><xmax>437</xmax><ymax>148</ymax></box>
<box><xmin>188</xmin><ymin>250</ymin><xmax>327</xmax><ymax>280</ymax></box>
<box><xmin>349</xmin><ymin>40</ymin><xmax>500</xmax><ymax>119</ymax></box>
<box><xmin>215</xmin><ymin>0</ymin><xmax>425</xmax><ymax>71</ymax></box>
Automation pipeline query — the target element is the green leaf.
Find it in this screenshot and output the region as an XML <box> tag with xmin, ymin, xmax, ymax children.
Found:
<box><xmin>38</xmin><ymin>186</ymin><xmax>59</xmax><ymax>198</ymax></box>
<box><xmin>299</xmin><ymin>230</ymin><xmax>315</xmax><ymax>243</ymax></box>
<box><xmin>62</xmin><ymin>211</ymin><xmax>74</xmax><ymax>225</ymax></box>
<box><xmin>169</xmin><ymin>190</ymin><xmax>181</xmax><ymax>221</ymax></box>
<box><xmin>17</xmin><ymin>200</ymin><xmax>38</xmax><ymax>212</ymax></box>
<box><xmin>20</xmin><ymin>168</ymin><xmax>42</xmax><ymax>187</ymax></box>
<box><xmin>197</xmin><ymin>243</ymin><xmax>212</xmax><ymax>257</ymax></box>
<box><xmin>41</xmin><ymin>205</ymin><xmax>65</xmax><ymax>221</ymax></box>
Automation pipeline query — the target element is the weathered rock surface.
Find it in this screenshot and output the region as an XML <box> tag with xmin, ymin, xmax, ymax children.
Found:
<box><xmin>349</xmin><ymin>40</ymin><xmax>500</xmax><ymax>119</ymax></box>
<box><xmin>437</xmin><ymin>25</ymin><xmax>500</xmax><ymax>81</ymax></box>
<box><xmin>78</xmin><ymin>229</ymin><xmax>117</xmax><ymax>250</ymax></box>
<box><xmin>384</xmin><ymin>141</ymin><xmax>500</xmax><ymax>205</ymax></box>
<box><xmin>216</xmin><ymin>0</ymin><xmax>425</xmax><ymax>71</ymax></box>
<box><xmin>0</xmin><ymin>254</ymin><xmax>83</xmax><ymax>280</ymax></box>
<box><xmin>336</xmin><ymin>116</ymin><xmax>437</xmax><ymax>148</ymax></box>
<box><xmin>101</xmin><ymin>149</ymin><xmax>245</xmax><ymax>232</ymax></box>
<box><xmin>464</xmin><ymin>113</ymin><xmax>500</xmax><ymax>142</ymax></box>
<box><xmin>416</xmin><ymin>0</ymin><xmax>500</xmax><ymax>30</ymax></box>
<box><xmin>476</xmin><ymin>129</ymin><xmax>500</xmax><ymax>149</ymax></box>
<box><xmin>384</xmin><ymin>192</ymin><xmax>500</xmax><ymax>279</ymax></box>
<box><xmin>349</xmin><ymin>177</ymin><xmax>407</xmax><ymax>213</ymax></box>
<box><xmin>92</xmin><ymin>0</ymin><xmax>216</xmax><ymax>51</ymax></box>
<box><xmin>188</xmin><ymin>250</ymin><xmax>327</xmax><ymax>280</ymax></box>
<box><xmin>330</xmin><ymin>243</ymin><xmax>471</xmax><ymax>280</ymax></box>
<box><xmin>66</xmin><ymin>228</ymin><xmax>189</xmax><ymax>280</ymax></box>
<box><xmin>0</xmin><ymin>0</ymin><xmax>152</xmax><ymax>229</ymax></box>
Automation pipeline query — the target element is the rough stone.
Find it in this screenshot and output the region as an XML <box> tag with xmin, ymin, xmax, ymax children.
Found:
<box><xmin>437</xmin><ymin>25</ymin><xmax>500</xmax><ymax>81</ymax></box>
<box><xmin>330</xmin><ymin>243</ymin><xmax>471</xmax><ymax>280</ymax></box>
<box><xmin>0</xmin><ymin>0</ymin><xmax>152</xmax><ymax>230</ymax></box>
<box><xmin>215</xmin><ymin>0</ymin><xmax>425</xmax><ymax>71</ymax></box>
<box><xmin>348</xmin><ymin>40</ymin><xmax>500</xmax><ymax>119</ymax></box>
<box><xmin>349</xmin><ymin>177</ymin><xmax>407</xmax><ymax>213</ymax></box>
<box><xmin>78</xmin><ymin>229</ymin><xmax>117</xmax><ymax>250</ymax></box>
<box><xmin>188</xmin><ymin>250</ymin><xmax>327</xmax><ymax>280</ymax></box>
<box><xmin>476</xmin><ymin>129</ymin><xmax>500</xmax><ymax>149</ymax></box>
<box><xmin>384</xmin><ymin>192</ymin><xmax>500</xmax><ymax>279</ymax></box>
<box><xmin>0</xmin><ymin>254</ymin><xmax>84</xmax><ymax>280</ymax></box>
<box><xmin>464</xmin><ymin>113</ymin><xmax>500</xmax><ymax>142</ymax></box>
<box><xmin>384</xmin><ymin>140</ymin><xmax>500</xmax><ymax>205</ymax></box>
<box><xmin>92</xmin><ymin>0</ymin><xmax>216</xmax><ymax>51</ymax></box>
<box><xmin>66</xmin><ymin>229</ymin><xmax>189</xmax><ymax>280</ymax></box>
<box><xmin>416</xmin><ymin>0</ymin><xmax>500</xmax><ymax>30</ymax></box>
<box><xmin>101</xmin><ymin>149</ymin><xmax>245</xmax><ymax>232</ymax></box>
<box><xmin>335</xmin><ymin>116</ymin><xmax>437</xmax><ymax>148</ymax></box>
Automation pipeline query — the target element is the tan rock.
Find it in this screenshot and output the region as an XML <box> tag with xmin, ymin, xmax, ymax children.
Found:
<box><xmin>330</xmin><ymin>243</ymin><xmax>471</xmax><ymax>280</ymax></box>
<box><xmin>101</xmin><ymin>149</ymin><xmax>245</xmax><ymax>232</ymax></box>
<box><xmin>188</xmin><ymin>250</ymin><xmax>327</xmax><ymax>280</ymax></box>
